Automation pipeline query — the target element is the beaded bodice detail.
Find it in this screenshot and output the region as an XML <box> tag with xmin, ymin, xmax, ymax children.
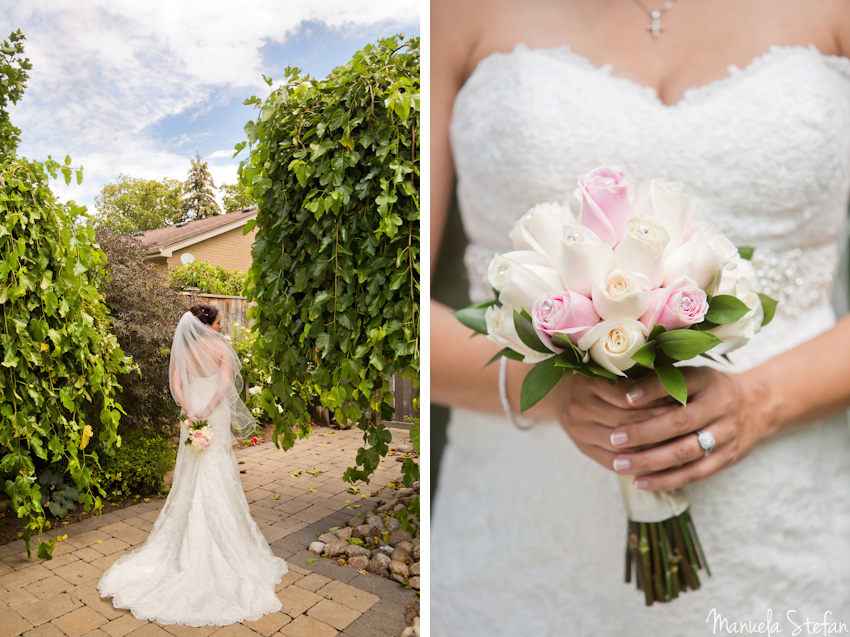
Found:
<box><xmin>452</xmin><ymin>44</ymin><xmax>850</xmax><ymax>316</ymax></box>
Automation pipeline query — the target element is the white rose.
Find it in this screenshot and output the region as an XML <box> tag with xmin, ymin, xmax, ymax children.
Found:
<box><xmin>485</xmin><ymin>304</ymin><xmax>553</xmax><ymax>364</ymax></box>
<box><xmin>557</xmin><ymin>225</ymin><xmax>614</xmax><ymax>297</ymax></box>
<box><xmin>663</xmin><ymin>223</ymin><xmax>726</xmax><ymax>290</ymax></box>
<box><xmin>488</xmin><ymin>251</ymin><xmax>564</xmax><ymax>313</ymax></box>
<box><xmin>592</xmin><ymin>268</ymin><xmax>653</xmax><ymax>320</ymax></box>
<box><xmin>509</xmin><ymin>201</ymin><xmax>577</xmax><ymax>260</ymax></box>
<box><xmin>631</xmin><ymin>179</ymin><xmax>696</xmax><ymax>250</ymax></box>
<box><xmin>577</xmin><ymin>318</ymin><xmax>649</xmax><ymax>376</ymax></box>
<box><xmin>613</xmin><ymin>217</ymin><xmax>670</xmax><ymax>287</ymax></box>
<box><xmin>709</xmin><ymin>259</ymin><xmax>765</xmax><ymax>355</ymax></box>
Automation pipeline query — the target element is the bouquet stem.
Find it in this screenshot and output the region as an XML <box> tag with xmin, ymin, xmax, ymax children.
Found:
<box><xmin>625</xmin><ymin>511</ymin><xmax>709</xmax><ymax>605</ymax></box>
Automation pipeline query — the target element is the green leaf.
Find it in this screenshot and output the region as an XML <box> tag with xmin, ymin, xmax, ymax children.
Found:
<box><xmin>655</xmin><ymin>329</ymin><xmax>722</xmax><ymax>361</ymax></box>
<box><xmin>738</xmin><ymin>246</ymin><xmax>754</xmax><ymax>260</ymax></box>
<box><xmin>519</xmin><ymin>356</ymin><xmax>563</xmax><ymax>412</ymax></box>
<box><xmin>655</xmin><ymin>360</ymin><xmax>688</xmax><ymax>406</ymax></box>
<box><xmin>452</xmin><ymin>304</ymin><xmax>491</xmax><ymax>335</ymax></box>
<box><xmin>705</xmin><ymin>295</ymin><xmax>750</xmax><ymax>325</ymax></box>
<box><xmin>306</xmin><ymin>558</ymin><xmax>317</xmax><ymax>564</ymax></box>
<box><xmin>242</xmin><ymin>218</ymin><xmax>257</xmax><ymax>235</ymax></box>
<box><xmin>513</xmin><ymin>311</ymin><xmax>551</xmax><ymax>354</ymax></box>
<box><xmin>37</xmin><ymin>539</ymin><xmax>55</xmax><ymax>560</ymax></box>
<box><xmin>631</xmin><ymin>341</ymin><xmax>657</xmax><ymax>367</ymax></box>
<box><xmin>758</xmin><ymin>293</ymin><xmax>777</xmax><ymax>326</ymax></box>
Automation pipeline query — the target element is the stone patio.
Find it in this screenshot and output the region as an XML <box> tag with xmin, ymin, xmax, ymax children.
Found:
<box><xmin>0</xmin><ymin>426</ymin><xmax>417</xmax><ymax>637</ymax></box>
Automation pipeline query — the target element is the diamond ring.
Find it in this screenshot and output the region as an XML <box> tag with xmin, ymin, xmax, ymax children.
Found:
<box><xmin>696</xmin><ymin>429</ymin><xmax>715</xmax><ymax>457</ymax></box>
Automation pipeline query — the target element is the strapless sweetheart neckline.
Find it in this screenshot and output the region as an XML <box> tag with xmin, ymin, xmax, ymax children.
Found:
<box><xmin>467</xmin><ymin>42</ymin><xmax>850</xmax><ymax>108</ymax></box>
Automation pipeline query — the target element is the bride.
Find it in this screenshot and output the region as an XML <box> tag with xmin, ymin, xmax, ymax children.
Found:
<box><xmin>97</xmin><ymin>304</ymin><xmax>288</xmax><ymax>627</ymax></box>
<box><xmin>430</xmin><ymin>0</ymin><xmax>850</xmax><ymax>634</ymax></box>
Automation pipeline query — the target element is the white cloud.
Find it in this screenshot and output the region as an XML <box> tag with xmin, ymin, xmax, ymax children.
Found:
<box><xmin>4</xmin><ymin>0</ymin><xmax>418</xmax><ymax>212</ymax></box>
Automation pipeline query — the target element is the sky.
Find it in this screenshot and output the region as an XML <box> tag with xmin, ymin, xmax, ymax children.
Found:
<box><xmin>3</xmin><ymin>0</ymin><xmax>420</xmax><ymax>215</ymax></box>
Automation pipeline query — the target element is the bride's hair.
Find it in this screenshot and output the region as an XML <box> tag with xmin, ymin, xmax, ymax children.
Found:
<box><xmin>188</xmin><ymin>303</ymin><xmax>219</xmax><ymax>325</ymax></box>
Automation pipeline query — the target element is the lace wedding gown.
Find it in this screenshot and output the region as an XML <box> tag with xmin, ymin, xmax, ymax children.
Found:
<box><xmin>97</xmin><ymin>373</ymin><xmax>288</xmax><ymax>627</ymax></box>
<box><xmin>432</xmin><ymin>44</ymin><xmax>850</xmax><ymax>636</ymax></box>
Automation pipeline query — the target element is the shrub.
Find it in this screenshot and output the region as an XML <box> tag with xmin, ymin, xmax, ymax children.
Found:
<box><xmin>238</xmin><ymin>35</ymin><xmax>420</xmax><ymax>488</ymax></box>
<box><xmin>95</xmin><ymin>227</ymin><xmax>186</xmax><ymax>435</ymax></box>
<box><xmin>168</xmin><ymin>260</ymin><xmax>247</xmax><ymax>296</ymax></box>
<box><xmin>96</xmin><ymin>428</ymin><xmax>176</xmax><ymax>500</ymax></box>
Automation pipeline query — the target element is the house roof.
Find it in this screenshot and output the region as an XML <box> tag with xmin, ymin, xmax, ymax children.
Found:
<box><xmin>136</xmin><ymin>206</ymin><xmax>258</xmax><ymax>257</ymax></box>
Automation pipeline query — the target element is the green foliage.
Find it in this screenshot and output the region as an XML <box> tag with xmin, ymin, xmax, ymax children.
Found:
<box><xmin>176</xmin><ymin>153</ymin><xmax>221</xmax><ymax>223</ymax></box>
<box><xmin>239</xmin><ymin>35</ymin><xmax>420</xmax><ymax>488</ymax></box>
<box><xmin>92</xmin><ymin>174</ymin><xmax>182</xmax><ymax>234</ymax></box>
<box><xmin>167</xmin><ymin>260</ymin><xmax>247</xmax><ymax>296</ymax></box>
<box><xmin>38</xmin><ymin>469</ymin><xmax>79</xmax><ymax>518</ymax></box>
<box><xmin>95</xmin><ymin>428</ymin><xmax>176</xmax><ymax>499</ymax></box>
<box><xmin>0</xmin><ymin>157</ymin><xmax>133</xmax><ymax>559</ymax></box>
<box><xmin>0</xmin><ymin>30</ymin><xmax>31</xmax><ymax>156</ymax></box>
<box><xmin>220</xmin><ymin>182</ymin><xmax>256</xmax><ymax>214</ymax></box>
<box><xmin>94</xmin><ymin>227</ymin><xmax>186</xmax><ymax>435</ymax></box>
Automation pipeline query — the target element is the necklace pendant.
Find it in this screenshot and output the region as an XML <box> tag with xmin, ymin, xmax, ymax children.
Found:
<box><xmin>647</xmin><ymin>10</ymin><xmax>663</xmax><ymax>38</ymax></box>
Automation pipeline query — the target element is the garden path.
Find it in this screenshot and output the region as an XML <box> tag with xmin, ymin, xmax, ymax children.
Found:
<box><xmin>0</xmin><ymin>425</ymin><xmax>416</xmax><ymax>637</ymax></box>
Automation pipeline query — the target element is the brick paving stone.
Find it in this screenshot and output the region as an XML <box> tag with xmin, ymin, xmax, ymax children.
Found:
<box><xmin>0</xmin><ymin>561</ymin><xmax>13</xmax><ymax>578</ymax></box>
<box><xmin>242</xmin><ymin>611</ymin><xmax>292</xmax><ymax>636</ymax></box>
<box><xmin>72</xmin><ymin>547</ymin><xmax>104</xmax><ymax>562</ymax></box>
<box><xmin>97</xmin><ymin>522</ymin><xmax>131</xmax><ymax>536</ymax></box>
<box><xmin>69</xmin><ymin>584</ymin><xmax>125</xmax><ymax>621</ymax></box>
<box><xmin>275</xmin><ymin>587</ymin><xmax>322</xmax><ymax>618</ymax></box>
<box><xmin>100</xmin><ymin>613</ymin><xmax>148</xmax><ymax>637</ymax></box>
<box><xmin>341</xmin><ymin>606</ymin><xmax>406</xmax><ymax>637</ymax></box>
<box><xmin>42</xmin><ymin>553</ymin><xmax>82</xmax><ymax>571</ymax></box>
<box><xmin>306</xmin><ymin>600</ymin><xmax>360</xmax><ymax>631</ymax></box>
<box><xmin>274</xmin><ymin>570</ymin><xmax>304</xmax><ymax>592</ymax></box>
<box><xmin>136</xmin><ymin>511</ymin><xmax>160</xmax><ymax>524</ymax></box>
<box><xmin>90</xmin><ymin>554</ymin><xmax>120</xmax><ymax>573</ymax></box>
<box><xmin>64</xmin><ymin>531</ymin><xmax>110</xmax><ymax>551</ymax></box>
<box><xmin>2</xmin><ymin>585</ymin><xmax>39</xmax><ymax>609</ymax></box>
<box><xmin>161</xmin><ymin>623</ymin><xmax>218</xmax><ymax>637</ymax></box>
<box><xmin>3</xmin><ymin>564</ymin><xmax>54</xmax><ymax>589</ymax></box>
<box><xmin>22</xmin><ymin>623</ymin><xmax>66</xmax><ymax>637</ymax></box>
<box><xmin>79</xmin><ymin>630</ymin><xmax>109</xmax><ymax>637</ymax></box>
<box><xmin>109</xmin><ymin>527</ymin><xmax>148</xmax><ymax>547</ymax></box>
<box><xmin>279</xmin><ymin>615</ymin><xmax>338</xmax><ymax>637</ymax></box>
<box><xmin>259</xmin><ymin>526</ymin><xmax>288</xmax><ymax>545</ymax></box>
<box><xmin>203</xmin><ymin>624</ymin><xmax>256</xmax><ymax>637</ymax></box>
<box><xmin>90</xmin><ymin>539</ymin><xmax>130</xmax><ymax>557</ymax></box>
<box><xmin>54</xmin><ymin>561</ymin><xmax>103</xmax><ymax>586</ymax></box>
<box><xmin>0</xmin><ymin>607</ymin><xmax>34</xmax><ymax>637</ymax></box>
<box><xmin>120</xmin><ymin>624</ymin><xmax>169</xmax><ymax>636</ymax></box>
<box><xmin>294</xmin><ymin>574</ymin><xmax>332</xmax><ymax>593</ymax></box>
<box><xmin>24</xmin><ymin>573</ymin><xmax>75</xmax><ymax>599</ymax></box>
<box><xmin>315</xmin><ymin>582</ymin><xmax>378</xmax><ymax>614</ymax></box>
<box><xmin>18</xmin><ymin>594</ymin><xmax>84</xmax><ymax>628</ymax></box>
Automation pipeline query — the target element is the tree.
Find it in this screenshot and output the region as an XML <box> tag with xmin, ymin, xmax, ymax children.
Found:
<box><xmin>0</xmin><ymin>31</ymin><xmax>132</xmax><ymax>559</ymax></box>
<box><xmin>239</xmin><ymin>35</ymin><xmax>419</xmax><ymax>490</ymax></box>
<box><xmin>176</xmin><ymin>153</ymin><xmax>221</xmax><ymax>223</ymax></box>
<box><xmin>93</xmin><ymin>175</ymin><xmax>181</xmax><ymax>234</ymax></box>
<box><xmin>220</xmin><ymin>182</ymin><xmax>256</xmax><ymax>213</ymax></box>
<box><xmin>0</xmin><ymin>30</ymin><xmax>31</xmax><ymax>156</ymax></box>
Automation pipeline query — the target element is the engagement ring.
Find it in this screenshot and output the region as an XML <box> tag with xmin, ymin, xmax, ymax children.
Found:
<box><xmin>696</xmin><ymin>429</ymin><xmax>715</xmax><ymax>457</ymax></box>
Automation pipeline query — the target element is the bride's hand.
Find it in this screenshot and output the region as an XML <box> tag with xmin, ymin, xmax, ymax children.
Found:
<box><xmin>606</xmin><ymin>367</ymin><xmax>775</xmax><ymax>490</ymax></box>
<box><xmin>547</xmin><ymin>375</ymin><xmax>679</xmax><ymax>471</ymax></box>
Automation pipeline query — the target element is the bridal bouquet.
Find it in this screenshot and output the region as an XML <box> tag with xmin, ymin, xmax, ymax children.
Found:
<box><xmin>184</xmin><ymin>420</ymin><xmax>213</xmax><ymax>452</ymax></box>
<box><xmin>455</xmin><ymin>166</ymin><xmax>776</xmax><ymax>605</ymax></box>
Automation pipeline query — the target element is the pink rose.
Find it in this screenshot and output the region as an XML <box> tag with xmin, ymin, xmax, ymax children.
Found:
<box><xmin>640</xmin><ymin>278</ymin><xmax>709</xmax><ymax>331</ymax></box>
<box><xmin>577</xmin><ymin>166</ymin><xmax>634</xmax><ymax>247</ymax></box>
<box><xmin>532</xmin><ymin>291</ymin><xmax>600</xmax><ymax>352</ymax></box>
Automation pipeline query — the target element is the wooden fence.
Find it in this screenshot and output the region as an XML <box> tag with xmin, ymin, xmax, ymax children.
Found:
<box><xmin>177</xmin><ymin>291</ymin><xmax>418</xmax><ymax>423</ymax></box>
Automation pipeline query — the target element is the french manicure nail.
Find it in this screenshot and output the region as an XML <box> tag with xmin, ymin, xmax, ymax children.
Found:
<box><xmin>634</xmin><ymin>479</ymin><xmax>649</xmax><ymax>489</ymax></box>
<box><xmin>613</xmin><ymin>458</ymin><xmax>631</xmax><ymax>472</ymax></box>
<box><xmin>626</xmin><ymin>387</ymin><xmax>644</xmax><ymax>405</ymax></box>
<box><xmin>610</xmin><ymin>431</ymin><xmax>629</xmax><ymax>446</ymax></box>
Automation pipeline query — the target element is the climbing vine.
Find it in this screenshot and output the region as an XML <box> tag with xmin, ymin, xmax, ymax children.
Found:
<box><xmin>238</xmin><ymin>35</ymin><xmax>419</xmax><ymax>487</ymax></box>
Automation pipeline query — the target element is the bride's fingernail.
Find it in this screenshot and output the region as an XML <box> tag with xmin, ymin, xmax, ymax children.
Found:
<box><xmin>610</xmin><ymin>431</ymin><xmax>629</xmax><ymax>446</ymax></box>
<box><xmin>613</xmin><ymin>457</ymin><xmax>631</xmax><ymax>472</ymax></box>
<box><xmin>626</xmin><ymin>388</ymin><xmax>644</xmax><ymax>405</ymax></box>
<box><xmin>634</xmin><ymin>479</ymin><xmax>649</xmax><ymax>489</ymax></box>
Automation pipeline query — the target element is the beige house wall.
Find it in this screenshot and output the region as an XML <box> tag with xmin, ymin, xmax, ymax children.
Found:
<box><xmin>157</xmin><ymin>225</ymin><xmax>258</xmax><ymax>274</ymax></box>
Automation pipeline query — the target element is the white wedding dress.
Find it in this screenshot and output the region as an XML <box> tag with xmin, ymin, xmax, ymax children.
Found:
<box><xmin>97</xmin><ymin>373</ymin><xmax>288</xmax><ymax>627</ymax></box>
<box><xmin>432</xmin><ymin>44</ymin><xmax>850</xmax><ymax>636</ymax></box>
